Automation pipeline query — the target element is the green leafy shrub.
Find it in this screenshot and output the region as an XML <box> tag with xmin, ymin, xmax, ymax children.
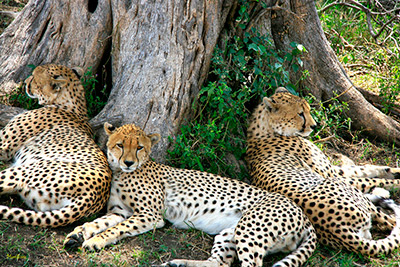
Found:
<box><xmin>80</xmin><ymin>67</ymin><xmax>109</xmax><ymax>119</ymax></box>
<box><xmin>8</xmin><ymin>85</ymin><xmax>41</xmax><ymax>111</ymax></box>
<box><xmin>167</xmin><ymin>2</ymin><xmax>306</xmax><ymax>180</ymax></box>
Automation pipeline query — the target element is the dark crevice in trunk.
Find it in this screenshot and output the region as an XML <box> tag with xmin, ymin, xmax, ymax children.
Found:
<box><xmin>88</xmin><ymin>0</ymin><xmax>98</xmax><ymax>13</ymax></box>
<box><xmin>37</xmin><ymin>18</ymin><xmax>50</xmax><ymax>44</ymax></box>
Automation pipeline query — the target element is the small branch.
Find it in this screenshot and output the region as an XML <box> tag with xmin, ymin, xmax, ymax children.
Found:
<box><xmin>321</xmin><ymin>85</ymin><xmax>353</xmax><ymax>105</ymax></box>
<box><xmin>372</xmin><ymin>15</ymin><xmax>399</xmax><ymax>41</ymax></box>
<box><xmin>319</xmin><ymin>0</ymin><xmax>400</xmax><ymax>16</ymax></box>
<box><xmin>318</xmin><ymin>2</ymin><xmax>362</xmax><ymax>13</ymax></box>
<box><xmin>314</xmin><ymin>135</ymin><xmax>335</xmax><ymax>143</ymax></box>
<box><xmin>0</xmin><ymin>11</ymin><xmax>19</xmax><ymax>19</ymax></box>
<box><xmin>345</xmin><ymin>63</ymin><xmax>373</xmax><ymax>69</ymax></box>
<box><xmin>330</xmin><ymin>29</ymin><xmax>354</xmax><ymax>49</ymax></box>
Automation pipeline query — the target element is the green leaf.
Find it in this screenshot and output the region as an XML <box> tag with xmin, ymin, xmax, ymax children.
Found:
<box><xmin>292</xmin><ymin>64</ymin><xmax>299</xmax><ymax>73</ymax></box>
<box><xmin>248</xmin><ymin>43</ymin><xmax>258</xmax><ymax>52</ymax></box>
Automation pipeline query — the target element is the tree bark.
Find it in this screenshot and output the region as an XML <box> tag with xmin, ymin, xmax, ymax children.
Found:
<box><xmin>0</xmin><ymin>0</ymin><xmax>112</xmax><ymax>94</ymax></box>
<box><xmin>0</xmin><ymin>105</ymin><xmax>25</xmax><ymax>127</ymax></box>
<box><xmin>92</xmin><ymin>0</ymin><xmax>235</xmax><ymax>161</ymax></box>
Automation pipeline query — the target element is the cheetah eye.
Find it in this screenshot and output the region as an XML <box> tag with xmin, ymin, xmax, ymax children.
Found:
<box><xmin>137</xmin><ymin>146</ymin><xmax>143</xmax><ymax>151</ymax></box>
<box><xmin>299</xmin><ymin>112</ymin><xmax>305</xmax><ymax>120</ymax></box>
<box><xmin>116</xmin><ymin>143</ymin><xmax>123</xmax><ymax>149</ymax></box>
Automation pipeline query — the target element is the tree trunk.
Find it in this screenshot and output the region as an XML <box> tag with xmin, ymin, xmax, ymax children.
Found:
<box><xmin>0</xmin><ymin>0</ymin><xmax>112</xmax><ymax>94</ymax></box>
<box><xmin>92</xmin><ymin>0</ymin><xmax>235</xmax><ymax>161</ymax></box>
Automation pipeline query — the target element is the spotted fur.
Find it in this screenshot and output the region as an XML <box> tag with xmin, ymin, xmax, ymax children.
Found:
<box><xmin>0</xmin><ymin>64</ymin><xmax>112</xmax><ymax>227</ymax></box>
<box><xmin>65</xmin><ymin>123</ymin><xmax>317</xmax><ymax>267</ymax></box>
<box><xmin>246</xmin><ymin>87</ymin><xmax>400</xmax><ymax>256</ymax></box>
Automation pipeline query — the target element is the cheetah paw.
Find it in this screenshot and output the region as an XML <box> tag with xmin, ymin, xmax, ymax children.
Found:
<box><xmin>82</xmin><ymin>236</ymin><xmax>109</xmax><ymax>251</ymax></box>
<box><xmin>64</xmin><ymin>231</ymin><xmax>84</xmax><ymax>249</ymax></box>
<box><xmin>372</xmin><ymin>187</ymin><xmax>390</xmax><ymax>199</ymax></box>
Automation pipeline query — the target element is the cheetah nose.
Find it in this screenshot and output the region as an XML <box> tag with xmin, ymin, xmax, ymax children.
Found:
<box><xmin>124</xmin><ymin>161</ymin><xmax>134</xmax><ymax>167</ymax></box>
<box><xmin>311</xmin><ymin>123</ymin><xmax>318</xmax><ymax>130</ymax></box>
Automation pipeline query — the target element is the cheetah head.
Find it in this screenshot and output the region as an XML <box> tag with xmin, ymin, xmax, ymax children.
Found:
<box><xmin>262</xmin><ymin>87</ymin><xmax>317</xmax><ymax>137</ymax></box>
<box><xmin>104</xmin><ymin>122</ymin><xmax>161</xmax><ymax>173</ymax></box>
<box><xmin>24</xmin><ymin>64</ymin><xmax>86</xmax><ymax>113</ymax></box>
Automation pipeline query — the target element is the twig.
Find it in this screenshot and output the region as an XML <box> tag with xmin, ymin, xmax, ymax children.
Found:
<box><xmin>0</xmin><ymin>10</ymin><xmax>19</xmax><ymax>19</ymax></box>
<box><xmin>314</xmin><ymin>135</ymin><xmax>335</xmax><ymax>143</ymax></box>
<box><xmin>348</xmin><ymin>70</ymin><xmax>368</xmax><ymax>76</ymax></box>
<box><xmin>318</xmin><ymin>1</ymin><xmax>362</xmax><ymax>13</ymax></box>
<box><xmin>321</xmin><ymin>85</ymin><xmax>353</xmax><ymax>105</ymax></box>
<box><xmin>319</xmin><ymin>0</ymin><xmax>400</xmax><ymax>16</ymax></box>
<box><xmin>345</xmin><ymin>63</ymin><xmax>373</xmax><ymax>69</ymax></box>
<box><xmin>371</xmin><ymin>14</ymin><xmax>399</xmax><ymax>41</ymax></box>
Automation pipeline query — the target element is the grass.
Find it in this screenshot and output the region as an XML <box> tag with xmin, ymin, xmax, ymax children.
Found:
<box><xmin>0</xmin><ymin>208</ymin><xmax>214</xmax><ymax>266</ymax></box>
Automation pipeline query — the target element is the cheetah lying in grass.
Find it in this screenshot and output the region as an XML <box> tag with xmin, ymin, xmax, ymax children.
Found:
<box><xmin>65</xmin><ymin>122</ymin><xmax>317</xmax><ymax>267</ymax></box>
<box><xmin>246</xmin><ymin>87</ymin><xmax>400</xmax><ymax>256</ymax></box>
<box><xmin>0</xmin><ymin>64</ymin><xmax>112</xmax><ymax>227</ymax></box>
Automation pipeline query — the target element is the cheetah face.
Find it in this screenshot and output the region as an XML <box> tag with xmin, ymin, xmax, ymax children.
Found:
<box><xmin>104</xmin><ymin>122</ymin><xmax>161</xmax><ymax>173</ymax></box>
<box><xmin>24</xmin><ymin>64</ymin><xmax>83</xmax><ymax>106</ymax></box>
<box><xmin>263</xmin><ymin>88</ymin><xmax>317</xmax><ymax>137</ymax></box>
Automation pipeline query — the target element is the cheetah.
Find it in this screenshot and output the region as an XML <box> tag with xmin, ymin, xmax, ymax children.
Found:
<box><xmin>246</xmin><ymin>87</ymin><xmax>400</xmax><ymax>256</ymax></box>
<box><xmin>65</xmin><ymin>122</ymin><xmax>317</xmax><ymax>267</ymax></box>
<box><xmin>0</xmin><ymin>64</ymin><xmax>112</xmax><ymax>227</ymax></box>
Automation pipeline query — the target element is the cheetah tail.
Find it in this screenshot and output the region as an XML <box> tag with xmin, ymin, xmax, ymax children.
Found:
<box><xmin>347</xmin><ymin>199</ymin><xmax>400</xmax><ymax>257</ymax></box>
<box><xmin>0</xmin><ymin>204</ymin><xmax>83</xmax><ymax>228</ymax></box>
<box><xmin>272</xmin><ymin>221</ymin><xmax>318</xmax><ymax>267</ymax></box>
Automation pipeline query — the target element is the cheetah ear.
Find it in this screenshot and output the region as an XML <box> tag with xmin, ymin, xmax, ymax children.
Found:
<box><xmin>51</xmin><ymin>75</ymin><xmax>68</xmax><ymax>91</ymax></box>
<box><xmin>148</xmin><ymin>133</ymin><xmax>161</xmax><ymax>146</ymax></box>
<box><xmin>263</xmin><ymin>97</ymin><xmax>278</xmax><ymax>113</ymax></box>
<box><xmin>71</xmin><ymin>67</ymin><xmax>84</xmax><ymax>79</ymax></box>
<box><xmin>104</xmin><ymin>122</ymin><xmax>116</xmax><ymax>136</ymax></box>
<box><xmin>275</xmin><ymin>87</ymin><xmax>289</xmax><ymax>94</ymax></box>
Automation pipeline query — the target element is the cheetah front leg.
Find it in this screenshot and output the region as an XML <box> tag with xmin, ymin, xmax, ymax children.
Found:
<box><xmin>164</xmin><ymin>228</ymin><xmax>237</xmax><ymax>267</ymax></box>
<box><xmin>64</xmin><ymin>190</ymin><xmax>134</xmax><ymax>248</ymax></box>
<box><xmin>64</xmin><ymin>213</ymin><xmax>127</xmax><ymax>248</ymax></box>
<box><xmin>81</xmin><ymin>211</ymin><xmax>165</xmax><ymax>251</ymax></box>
